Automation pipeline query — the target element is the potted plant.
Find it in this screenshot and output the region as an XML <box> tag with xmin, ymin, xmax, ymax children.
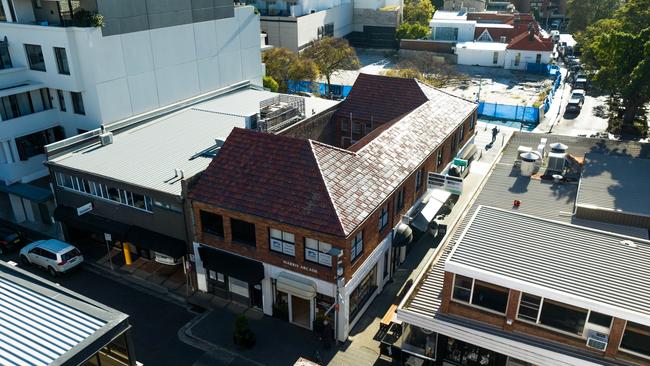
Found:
<box><xmin>233</xmin><ymin>315</ymin><xmax>256</xmax><ymax>349</ymax></box>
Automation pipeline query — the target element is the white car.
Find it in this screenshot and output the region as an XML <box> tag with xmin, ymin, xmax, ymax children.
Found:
<box><xmin>19</xmin><ymin>239</ymin><xmax>84</xmax><ymax>276</ymax></box>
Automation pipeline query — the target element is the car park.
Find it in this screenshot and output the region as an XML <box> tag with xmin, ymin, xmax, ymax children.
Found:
<box><xmin>19</xmin><ymin>239</ymin><xmax>84</xmax><ymax>276</ymax></box>
<box><xmin>0</xmin><ymin>226</ymin><xmax>24</xmax><ymax>255</ymax></box>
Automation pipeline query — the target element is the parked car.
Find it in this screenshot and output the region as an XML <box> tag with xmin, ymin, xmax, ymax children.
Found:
<box><xmin>566</xmin><ymin>93</ymin><xmax>585</xmax><ymax>113</ymax></box>
<box><xmin>571</xmin><ymin>89</ymin><xmax>586</xmax><ymax>102</ymax></box>
<box><xmin>573</xmin><ymin>77</ymin><xmax>588</xmax><ymax>91</ymax></box>
<box><xmin>0</xmin><ymin>226</ymin><xmax>24</xmax><ymax>255</ymax></box>
<box><xmin>19</xmin><ymin>239</ymin><xmax>84</xmax><ymax>276</ymax></box>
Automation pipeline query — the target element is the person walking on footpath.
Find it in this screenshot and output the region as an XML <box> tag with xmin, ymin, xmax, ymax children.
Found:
<box><xmin>491</xmin><ymin>126</ymin><xmax>499</xmax><ymax>144</ymax></box>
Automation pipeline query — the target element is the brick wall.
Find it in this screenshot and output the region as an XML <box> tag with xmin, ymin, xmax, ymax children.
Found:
<box><xmin>278</xmin><ymin>107</ymin><xmax>338</xmax><ymax>145</ymax></box>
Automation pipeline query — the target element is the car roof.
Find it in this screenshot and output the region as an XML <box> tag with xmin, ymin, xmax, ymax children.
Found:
<box><xmin>572</xmin><ymin>89</ymin><xmax>586</xmax><ymax>94</ymax></box>
<box><xmin>36</xmin><ymin>239</ymin><xmax>74</xmax><ymax>253</ymax></box>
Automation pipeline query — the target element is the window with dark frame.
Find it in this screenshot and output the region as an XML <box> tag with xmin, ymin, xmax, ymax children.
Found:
<box><xmin>395</xmin><ymin>188</ymin><xmax>404</xmax><ymax>213</ymax></box>
<box><xmin>15</xmin><ymin>126</ymin><xmax>64</xmax><ymax>160</ymax></box>
<box><xmin>436</xmin><ymin>148</ymin><xmax>444</xmax><ymax>168</ymax></box>
<box><xmin>587</xmin><ymin>312</ymin><xmax>612</xmax><ymax>328</ymax></box>
<box><xmin>200</xmin><ymin>210</ymin><xmax>224</xmax><ymax>237</ymax></box>
<box><xmin>57</xmin><ymin>90</ymin><xmax>66</xmax><ymax>111</ymax></box>
<box><xmin>231</xmin><ymin>218</ymin><xmax>256</xmax><ymax>246</ymax></box>
<box><xmin>378</xmin><ymin>205</ymin><xmax>388</xmax><ymax>231</ymax></box>
<box><xmin>517</xmin><ymin>293</ymin><xmax>541</xmax><ymax>322</ymax></box>
<box><xmin>25</xmin><ymin>44</ymin><xmax>45</xmax><ymax>71</ymax></box>
<box><xmin>620</xmin><ymin>322</ymin><xmax>650</xmax><ymax>357</ymax></box>
<box><xmin>0</xmin><ymin>41</ymin><xmax>12</xmax><ymax>69</ymax></box>
<box><xmin>0</xmin><ymin>88</ymin><xmax>53</xmax><ymax>121</ymax></box>
<box><xmin>469</xmin><ymin>114</ymin><xmax>475</xmax><ymax>130</ymax></box>
<box><xmin>54</xmin><ymin>47</ymin><xmax>70</xmax><ymax>75</ymax></box>
<box><xmin>269</xmin><ymin>228</ymin><xmax>295</xmax><ymax>256</ymax></box>
<box><xmin>452</xmin><ymin>274</ymin><xmax>472</xmax><ymax>302</ymax></box>
<box><xmin>415</xmin><ymin>168</ymin><xmax>424</xmax><ymax>191</ymax></box>
<box><xmin>71</xmin><ymin>91</ymin><xmax>85</xmax><ymax>115</ymax></box>
<box><xmin>538</xmin><ymin>299</ymin><xmax>588</xmax><ymax>335</ymax></box>
<box><xmin>492</xmin><ymin>51</ymin><xmax>498</xmax><ymax>64</ymax></box>
<box><xmin>471</xmin><ymin>280</ymin><xmax>509</xmax><ymax>313</ymax></box>
<box><xmin>351</xmin><ymin>231</ymin><xmax>363</xmax><ymax>262</ymax></box>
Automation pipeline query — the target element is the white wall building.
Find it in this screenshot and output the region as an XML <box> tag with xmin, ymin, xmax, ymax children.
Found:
<box><xmin>455</xmin><ymin>41</ymin><xmax>506</xmax><ymax>67</ymax></box>
<box><xmin>0</xmin><ymin>0</ymin><xmax>263</xmax><ymax>227</ymax></box>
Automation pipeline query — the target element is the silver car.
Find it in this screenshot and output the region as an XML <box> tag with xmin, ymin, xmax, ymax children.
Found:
<box><xmin>19</xmin><ymin>239</ymin><xmax>84</xmax><ymax>276</ymax></box>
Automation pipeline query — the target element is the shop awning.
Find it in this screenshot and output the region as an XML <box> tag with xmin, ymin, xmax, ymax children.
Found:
<box><xmin>0</xmin><ymin>182</ymin><xmax>52</xmax><ymax>203</ymax></box>
<box><xmin>393</xmin><ymin>223</ymin><xmax>413</xmax><ymax>247</ymax></box>
<box><xmin>276</xmin><ymin>272</ymin><xmax>317</xmax><ymax>299</ymax></box>
<box><xmin>53</xmin><ymin>205</ymin><xmax>130</xmax><ymax>240</ymax></box>
<box><xmin>411</xmin><ymin>189</ymin><xmax>452</xmax><ymax>232</ymax></box>
<box><xmin>198</xmin><ymin>246</ymin><xmax>264</xmax><ymax>283</ymax></box>
<box><xmin>127</xmin><ymin>226</ymin><xmax>187</xmax><ymax>259</ymax></box>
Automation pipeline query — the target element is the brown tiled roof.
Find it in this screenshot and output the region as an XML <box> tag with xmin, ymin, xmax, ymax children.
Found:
<box><xmin>334</xmin><ymin>73</ymin><xmax>429</xmax><ymax>125</ymax></box>
<box><xmin>191</xmin><ymin>81</ymin><xmax>477</xmax><ymax>237</ymax></box>
<box><xmin>189</xmin><ymin>128</ymin><xmax>346</xmax><ymax>236</ymax></box>
<box><xmin>507</xmin><ymin>31</ymin><xmax>554</xmax><ymax>51</ymax></box>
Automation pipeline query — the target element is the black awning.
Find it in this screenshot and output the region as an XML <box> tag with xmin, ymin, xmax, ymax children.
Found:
<box><xmin>53</xmin><ymin>206</ymin><xmax>130</xmax><ymax>241</ymax></box>
<box><xmin>198</xmin><ymin>246</ymin><xmax>264</xmax><ymax>283</ymax></box>
<box><xmin>392</xmin><ymin>223</ymin><xmax>413</xmax><ymax>247</ymax></box>
<box><xmin>127</xmin><ymin>226</ymin><xmax>187</xmax><ymax>259</ymax></box>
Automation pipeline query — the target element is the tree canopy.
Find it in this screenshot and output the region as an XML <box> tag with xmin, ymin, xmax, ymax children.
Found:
<box><xmin>403</xmin><ymin>0</ymin><xmax>435</xmax><ymax>25</ymax></box>
<box><xmin>262</xmin><ymin>47</ymin><xmax>318</xmax><ymax>92</ymax></box>
<box><xmin>566</xmin><ymin>0</ymin><xmax>620</xmax><ymax>34</ymax></box>
<box><xmin>579</xmin><ymin>0</ymin><xmax>650</xmax><ymax>134</ymax></box>
<box><xmin>302</xmin><ymin>37</ymin><xmax>360</xmax><ymax>96</ymax></box>
<box><xmin>396</xmin><ymin>22</ymin><xmax>431</xmax><ymax>40</ymax></box>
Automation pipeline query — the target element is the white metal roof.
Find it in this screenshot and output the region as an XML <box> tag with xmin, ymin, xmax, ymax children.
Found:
<box><xmin>446</xmin><ymin>205</ymin><xmax>650</xmax><ymax>326</ymax></box>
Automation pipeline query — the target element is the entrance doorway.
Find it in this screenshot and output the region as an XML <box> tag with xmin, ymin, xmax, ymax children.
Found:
<box><xmin>291</xmin><ymin>295</ymin><xmax>311</xmax><ymax>329</ymax></box>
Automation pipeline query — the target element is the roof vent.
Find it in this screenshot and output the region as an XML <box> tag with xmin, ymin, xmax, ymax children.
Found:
<box><xmin>549</xmin><ymin>142</ymin><xmax>568</xmax><ymax>153</ymax></box>
<box><xmin>99</xmin><ymin>125</ymin><xmax>114</xmax><ymax>146</ymax></box>
<box><xmin>621</xmin><ymin>239</ymin><xmax>637</xmax><ymax>248</ymax></box>
<box><xmin>519</xmin><ymin>152</ymin><xmax>539</xmax><ymax>177</ymax></box>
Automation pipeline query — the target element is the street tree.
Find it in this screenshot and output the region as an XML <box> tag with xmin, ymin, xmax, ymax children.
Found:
<box><xmin>403</xmin><ymin>0</ymin><xmax>435</xmax><ymax>25</ymax></box>
<box><xmin>263</xmin><ymin>48</ymin><xmax>318</xmax><ymax>92</ymax></box>
<box><xmin>302</xmin><ymin>37</ymin><xmax>360</xmax><ymax>97</ymax></box>
<box><xmin>579</xmin><ymin>0</ymin><xmax>650</xmax><ymax>134</ymax></box>
<box><xmin>566</xmin><ymin>0</ymin><xmax>620</xmax><ymax>34</ymax></box>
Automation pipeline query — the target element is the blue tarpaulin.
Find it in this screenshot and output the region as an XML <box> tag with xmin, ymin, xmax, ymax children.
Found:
<box><xmin>478</xmin><ymin>102</ymin><xmax>540</xmax><ymax>123</ymax></box>
<box><xmin>287</xmin><ymin>80</ymin><xmax>352</xmax><ymax>97</ymax></box>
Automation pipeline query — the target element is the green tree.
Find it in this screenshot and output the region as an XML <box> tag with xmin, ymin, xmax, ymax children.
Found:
<box><xmin>262</xmin><ymin>48</ymin><xmax>319</xmax><ymax>92</ymax></box>
<box><xmin>403</xmin><ymin>0</ymin><xmax>435</xmax><ymax>25</ymax></box>
<box><xmin>263</xmin><ymin>75</ymin><xmax>279</xmax><ymax>92</ymax></box>
<box><xmin>567</xmin><ymin>0</ymin><xmax>620</xmax><ymax>34</ymax></box>
<box><xmin>303</xmin><ymin>37</ymin><xmax>360</xmax><ymax>97</ymax></box>
<box><xmin>396</xmin><ymin>22</ymin><xmax>431</xmax><ymax>40</ymax></box>
<box><xmin>579</xmin><ymin>0</ymin><xmax>650</xmax><ymax>133</ymax></box>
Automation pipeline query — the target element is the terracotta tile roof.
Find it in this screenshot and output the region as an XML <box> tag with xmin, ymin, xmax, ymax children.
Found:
<box><xmin>191</xmin><ymin>80</ymin><xmax>477</xmax><ymax>237</ymax></box>
<box><xmin>334</xmin><ymin>73</ymin><xmax>429</xmax><ymax>125</ymax></box>
<box><xmin>507</xmin><ymin>31</ymin><xmax>554</xmax><ymax>51</ymax></box>
<box><xmin>189</xmin><ymin>129</ymin><xmax>346</xmax><ymax>236</ymax></box>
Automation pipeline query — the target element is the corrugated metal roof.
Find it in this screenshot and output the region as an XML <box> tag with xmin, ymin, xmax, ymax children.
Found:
<box><xmin>0</xmin><ymin>277</ymin><xmax>106</xmax><ymax>366</ymax></box>
<box><xmin>577</xmin><ymin>153</ymin><xmax>650</xmax><ymax>217</ymax></box>
<box><xmin>447</xmin><ymin>206</ymin><xmax>650</xmax><ymax>323</ymax></box>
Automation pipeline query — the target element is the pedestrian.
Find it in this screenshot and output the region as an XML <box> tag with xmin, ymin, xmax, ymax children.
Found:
<box><xmin>491</xmin><ymin>126</ymin><xmax>499</xmax><ymax>143</ymax></box>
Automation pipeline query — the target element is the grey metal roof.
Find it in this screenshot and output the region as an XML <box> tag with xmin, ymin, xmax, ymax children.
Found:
<box><xmin>447</xmin><ymin>205</ymin><xmax>650</xmax><ymax>324</ymax></box>
<box><xmin>577</xmin><ymin>153</ymin><xmax>650</xmax><ymax>217</ymax></box>
<box><xmin>0</xmin><ymin>262</ymin><xmax>128</xmax><ymax>366</ymax></box>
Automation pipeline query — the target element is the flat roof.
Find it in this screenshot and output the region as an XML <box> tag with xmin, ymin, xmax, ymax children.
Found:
<box><xmin>447</xmin><ymin>206</ymin><xmax>650</xmax><ymax>326</ymax></box>
<box><xmin>456</xmin><ymin>41</ymin><xmax>508</xmax><ymax>51</ymax></box>
<box><xmin>48</xmin><ymin>87</ymin><xmax>338</xmax><ymax>196</ymax></box>
<box><xmin>0</xmin><ymin>262</ymin><xmax>129</xmax><ymax>366</ymax></box>
<box><xmin>577</xmin><ymin>153</ymin><xmax>650</xmax><ymax>217</ymax></box>
<box><xmin>432</xmin><ymin>10</ymin><xmax>468</xmax><ymax>20</ymax></box>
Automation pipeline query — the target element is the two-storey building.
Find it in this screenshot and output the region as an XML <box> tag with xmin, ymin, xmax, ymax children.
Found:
<box><xmin>188</xmin><ymin>75</ymin><xmax>478</xmax><ymax>341</ymax></box>
<box><xmin>0</xmin><ymin>0</ymin><xmax>263</xmax><ymax>229</ymax></box>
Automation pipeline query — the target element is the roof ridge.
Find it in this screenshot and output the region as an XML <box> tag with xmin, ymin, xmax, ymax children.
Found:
<box><xmin>416</xmin><ymin>80</ymin><xmax>476</xmax><ymax>104</ymax></box>
<box><xmin>310</xmin><ymin>139</ymin><xmax>358</xmax><ymax>156</ymax></box>
<box><xmin>308</xmin><ymin>140</ymin><xmax>348</xmax><ymax>236</ymax></box>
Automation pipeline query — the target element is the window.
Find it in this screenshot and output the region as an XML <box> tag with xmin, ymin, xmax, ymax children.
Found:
<box><xmin>57</xmin><ymin>90</ymin><xmax>66</xmax><ymax>111</ymax></box>
<box><xmin>71</xmin><ymin>92</ymin><xmax>85</xmax><ymax>115</ymax></box>
<box><xmin>231</xmin><ymin>218</ymin><xmax>256</xmax><ymax>246</ymax></box>
<box><xmin>469</xmin><ymin>114</ymin><xmax>475</xmax><ymax>130</ymax></box>
<box><xmin>517</xmin><ymin>293</ymin><xmax>541</xmax><ymax>322</ymax></box>
<box><xmin>415</xmin><ymin>168</ymin><xmax>424</xmax><ymax>192</ymax></box>
<box><xmin>378</xmin><ymin>206</ymin><xmax>388</xmax><ymax>231</ymax></box>
<box><xmin>351</xmin><ymin>231</ymin><xmax>363</xmax><ymax>261</ymax></box>
<box><xmin>471</xmin><ymin>280</ymin><xmax>509</xmax><ymax>313</ymax></box>
<box><xmin>54</xmin><ymin>47</ymin><xmax>70</xmax><ymax>75</ymax></box>
<box><xmin>15</xmin><ymin>126</ymin><xmax>64</xmax><ymax>160</ymax></box>
<box><xmin>493</xmin><ymin>51</ymin><xmax>499</xmax><ymax>64</ymax></box>
<box><xmin>436</xmin><ymin>148</ymin><xmax>444</xmax><ymax>168</ymax></box>
<box><xmin>539</xmin><ymin>299</ymin><xmax>587</xmax><ymax>335</ymax></box>
<box><xmin>0</xmin><ymin>88</ymin><xmax>53</xmax><ymax>121</ymax></box>
<box><xmin>269</xmin><ymin>228</ymin><xmax>295</xmax><ymax>256</ymax></box>
<box><xmin>0</xmin><ymin>42</ymin><xmax>12</xmax><ymax>69</ymax></box>
<box><xmin>349</xmin><ymin>265</ymin><xmax>377</xmax><ymax>319</ymax></box>
<box><xmin>587</xmin><ymin>312</ymin><xmax>612</xmax><ymax>328</ymax></box>
<box><xmin>200</xmin><ymin>211</ymin><xmax>224</xmax><ymax>237</ymax></box>
<box><xmin>434</xmin><ymin>27</ymin><xmax>458</xmax><ymax>41</ymax></box>
<box><xmin>340</xmin><ymin>121</ymin><xmax>348</xmax><ymax>132</ymax></box>
<box><xmin>395</xmin><ymin>188</ymin><xmax>404</xmax><ymax>213</ymax></box>
<box><xmin>514</xmin><ymin>53</ymin><xmax>521</xmax><ymax>67</ymax></box>
<box><xmin>478</xmin><ymin>30</ymin><xmax>493</xmax><ymax>42</ymax></box>
<box><xmin>620</xmin><ymin>322</ymin><xmax>650</xmax><ymax>358</ymax></box>
<box><xmin>535</xmin><ymin>53</ymin><xmax>542</xmax><ymax>64</ymax></box>
<box><xmin>153</xmin><ymin>200</ymin><xmax>182</xmax><ymax>213</ymax></box>
<box><xmin>40</xmin><ymin>89</ymin><xmax>52</xmax><ymax>109</ymax></box>
<box><xmin>459</xmin><ymin>124</ymin><xmax>465</xmax><ymax>140</ymax></box>
<box><xmin>452</xmin><ymin>274</ymin><xmax>472</xmax><ymax>302</ymax></box>
<box><xmin>305</xmin><ymin>238</ymin><xmax>333</xmax><ymax>266</ymax></box>
<box><xmin>25</xmin><ymin>44</ymin><xmax>45</xmax><ymax>71</ymax></box>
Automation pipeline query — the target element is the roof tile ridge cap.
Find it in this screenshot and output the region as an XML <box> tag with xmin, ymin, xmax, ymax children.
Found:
<box><xmin>310</xmin><ymin>139</ymin><xmax>358</xmax><ymax>156</ymax></box>
<box><xmin>308</xmin><ymin>139</ymin><xmax>348</xmax><ymax>236</ymax></box>
<box><xmin>415</xmin><ymin>80</ymin><xmax>476</xmax><ymax>104</ymax></box>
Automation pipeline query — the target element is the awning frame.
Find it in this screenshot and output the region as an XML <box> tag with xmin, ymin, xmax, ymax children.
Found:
<box><xmin>276</xmin><ymin>272</ymin><xmax>317</xmax><ymax>299</ymax></box>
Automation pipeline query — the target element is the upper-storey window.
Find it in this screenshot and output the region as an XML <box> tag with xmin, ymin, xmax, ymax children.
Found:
<box><xmin>378</xmin><ymin>205</ymin><xmax>389</xmax><ymax>231</ymax></box>
<box><xmin>395</xmin><ymin>188</ymin><xmax>405</xmax><ymax>213</ymax></box>
<box><xmin>231</xmin><ymin>218</ymin><xmax>256</xmax><ymax>247</ymax></box>
<box><xmin>451</xmin><ymin>275</ymin><xmax>509</xmax><ymax>314</ymax></box>
<box><xmin>269</xmin><ymin>228</ymin><xmax>295</xmax><ymax>256</ymax></box>
<box><xmin>436</xmin><ymin>148</ymin><xmax>444</xmax><ymax>168</ymax></box>
<box><xmin>0</xmin><ymin>88</ymin><xmax>53</xmax><ymax>121</ymax></box>
<box><xmin>15</xmin><ymin>126</ymin><xmax>64</xmax><ymax>160</ymax></box>
<box><xmin>71</xmin><ymin>92</ymin><xmax>85</xmax><ymax>115</ymax></box>
<box><xmin>351</xmin><ymin>231</ymin><xmax>363</xmax><ymax>262</ymax></box>
<box><xmin>54</xmin><ymin>47</ymin><xmax>70</xmax><ymax>75</ymax></box>
<box><xmin>305</xmin><ymin>238</ymin><xmax>333</xmax><ymax>266</ymax></box>
<box><xmin>200</xmin><ymin>210</ymin><xmax>224</xmax><ymax>237</ymax></box>
<box><xmin>25</xmin><ymin>44</ymin><xmax>45</xmax><ymax>71</ymax></box>
<box><xmin>415</xmin><ymin>168</ymin><xmax>424</xmax><ymax>192</ymax></box>
<box><xmin>0</xmin><ymin>42</ymin><xmax>12</xmax><ymax>69</ymax></box>
<box><xmin>469</xmin><ymin>114</ymin><xmax>475</xmax><ymax>131</ymax></box>
<box><xmin>516</xmin><ymin>293</ymin><xmax>588</xmax><ymax>336</ymax></box>
<box><xmin>620</xmin><ymin>322</ymin><xmax>650</xmax><ymax>358</ymax></box>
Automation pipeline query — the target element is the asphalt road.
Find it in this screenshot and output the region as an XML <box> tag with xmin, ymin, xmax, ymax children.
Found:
<box><xmin>1</xmin><ymin>249</ymin><xmax>205</xmax><ymax>366</ymax></box>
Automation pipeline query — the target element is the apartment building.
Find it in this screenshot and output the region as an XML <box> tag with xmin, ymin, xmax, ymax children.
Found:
<box><xmin>0</xmin><ymin>0</ymin><xmax>263</xmax><ymax>230</ymax></box>
<box><xmin>188</xmin><ymin>74</ymin><xmax>478</xmax><ymax>341</ymax></box>
<box><xmin>385</xmin><ymin>132</ymin><xmax>650</xmax><ymax>366</ymax></box>
<box><xmin>512</xmin><ymin>0</ymin><xmax>567</xmax><ymax>23</ymax></box>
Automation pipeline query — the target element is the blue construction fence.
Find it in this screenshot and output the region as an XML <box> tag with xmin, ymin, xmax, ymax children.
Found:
<box><xmin>542</xmin><ymin>72</ymin><xmax>563</xmax><ymax>113</ymax></box>
<box><xmin>287</xmin><ymin>80</ymin><xmax>352</xmax><ymax>98</ymax></box>
<box><xmin>526</xmin><ymin>63</ymin><xmax>561</xmax><ymax>76</ymax></box>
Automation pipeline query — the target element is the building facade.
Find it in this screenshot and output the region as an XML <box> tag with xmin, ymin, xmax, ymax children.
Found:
<box><xmin>188</xmin><ymin>75</ymin><xmax>478</xmax><ymax>341</ymax></box>
<box><xmin>0</xmin><ymin>1</ymin><xmax>263</xmax><ymax>229</ymax></box>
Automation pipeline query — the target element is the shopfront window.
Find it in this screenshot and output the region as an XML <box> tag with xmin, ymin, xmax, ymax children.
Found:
<box><xmin>443</xmin><ymin>338</ymin><xmax>500</xmax><ymax>366</ymax></box>
<box><xmin>81</xmin><ymin>332</ymin><xmax>132</xmax><ymax>366</ymax></box>
<box><xmin>349</xmin><ymin>265</ymin><xmax>377</xmax><ymax>320</ymax></box>
<box><xmin>620</xmin><ymin>322</ymin><xmax>650</xmax><ymax>358</ymax></box>
<box><xmin>401</xmin><ymin>324</ymin><xmax>436</xmax><ymax>360</ymax></box>
<box><xmin>270</xmin><ymin>228</ymin><xmax>295</xmax><ymax>256</ymax></box>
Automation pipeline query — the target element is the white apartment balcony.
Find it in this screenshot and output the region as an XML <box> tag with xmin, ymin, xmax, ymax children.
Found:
<box><xmin>1</xmin><ymin>0</ymin><xmax>100</xmax><ymax>27</ymax></box>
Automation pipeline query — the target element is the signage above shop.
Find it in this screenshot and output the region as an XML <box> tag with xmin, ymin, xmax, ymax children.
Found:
<box><xmin>76</xmin><ymin>203</ymin><xmax>93</xmax><ymax>216</ymax></box>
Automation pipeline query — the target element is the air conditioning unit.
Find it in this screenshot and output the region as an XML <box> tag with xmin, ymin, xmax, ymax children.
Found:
<box><xmin>586</xmin><ymin>330</ymin><xmax>608</xmax><ymax>351</ymax></box>
<box><xmin>99</xmin><ymin>131</ymin><xmax>114</xmax><ymax>146</ymax></box>
<box><xmin>547</xmin><ymin>152</ymin><xmax>566</xmax><ymax>172</ymax></box>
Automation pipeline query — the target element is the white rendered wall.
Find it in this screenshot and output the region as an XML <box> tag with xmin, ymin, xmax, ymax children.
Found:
<box><xmin>296</xmin><ymin>3</ymin><xmax>353</xmax><ymax>49</ymax></box>
<box><xmin>430</xmin><ymin>20</ymin><xmax>476</xmax><ymax>42</ymax></box>
<box><xmin>504</xmin><ymin>49</ymin><xmax>552</xmax><ymax>70</ymax></box>
<box><xmin>456</xmin><ymin>46</ymin><xmax>505</xmax><ymax>67</ymax></box>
